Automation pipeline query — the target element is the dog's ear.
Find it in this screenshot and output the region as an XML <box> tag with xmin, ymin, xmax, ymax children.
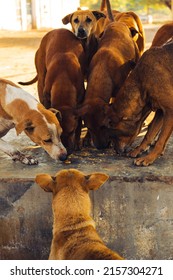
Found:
<box><xmin>49</xmin><ymin>108</ymin><xmax>62</xmax><ymax>122</ymax></box>
<box><xmin>62</xmin><ymin>13</ymin><xmax>73</xmax><ymax>25</ymax></box>
<box><xmin>92</xmin><ymin>11</ymin><xmax>106</xmax><ymax>20</ymax></box>
<box><xmin>84</xmin><ymin>173</ymin><xmax>109</xmax><ymax>191</ymax></box>
<box><xmin>15</xmin><ymin>119</ymin><xmax>35</xmax><ymax>135</ymax></box>
<box><xmin>129</xmin><ymin>27</ymin><xmax>139</xmax><ymax>38</ymax></box>
<box><xmin>35</xmin><ymin>174</ymin><xmax>55</xmax><ymax>192</ymax></box>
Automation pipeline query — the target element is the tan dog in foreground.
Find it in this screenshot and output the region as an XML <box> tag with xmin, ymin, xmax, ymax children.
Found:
<box><xmin>19</xmin><ymin>29</ymin><xmax>86</xmax><ymax>155</ymax></box>
<box><xmin>151</xmin><ymin>22</ymin><xmax>173</xmax><ymax>47</ymax></box>
<box><xmin>0</xmin><ymin>78</ymin><xmax>67</xmax><ymax>164</ymax></box>
<box><xmin>107</xmin><ymin>42</ymin><xmax>173</xmax><ymax>166</ymax></box>
<box><xmin>35</xmin><ymin>169</ymin><xmax>123</xmax><ymax>260</ymax></box>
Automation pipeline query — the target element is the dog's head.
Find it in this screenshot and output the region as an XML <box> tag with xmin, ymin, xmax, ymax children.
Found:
<box><xmin>58</xmin><ymin>106</ymin><xmax>79</xmax><ymax>155</ymax></box>
<box><xmin>76</xmin><ymin>99</ymin><xmax>111</xmax><ymax>149</ymax></box>
<box><xmin>106</xmin><ymin>101</ymin><xmax>147</xmax><ymax>155</ymax></box>
<box><xmin>15</xmin><ymin>104</ymin><xmax>67</xmax><ymax>161</ymax></box>
<box><xmin>35</xmin><ymin>169</ymin><xmax>109</xmax><ymax>214</ymax></box>
<box><xmin>62</xmin><ymin>9</ymin><xmax>106</xmax><ymax>39</ymax></box>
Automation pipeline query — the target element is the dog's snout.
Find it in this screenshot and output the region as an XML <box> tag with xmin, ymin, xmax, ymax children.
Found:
<box><xmin>77</xmin><ymin>26</ymin><xmax>87</xmax><ymax>39</ymax></box>
<box><xmin>59</xmin><ymin>153</ymin><xmax>68</xmax><ymax>162</ymax></box>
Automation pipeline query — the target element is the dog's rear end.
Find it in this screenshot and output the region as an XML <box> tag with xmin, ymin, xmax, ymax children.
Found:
<box><xmin>20</xmin><ymin>29</ymin><xmax>86</xmax><ymax>154</ymax></box>
<box><xmin>35</xmin><ymin>169</ymin><xmax>124</xmax><ymax>260</ymax></box>
<box><xmin>77</xmin><ymin>20</ymin><xmax>139</xmax><ymax>149</ymax></box>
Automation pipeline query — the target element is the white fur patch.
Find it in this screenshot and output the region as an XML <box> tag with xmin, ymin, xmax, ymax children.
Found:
<box><xmin>5</xmin><ymin>84</ymin><xmax>38</xmax><ymax>110</ymax></box>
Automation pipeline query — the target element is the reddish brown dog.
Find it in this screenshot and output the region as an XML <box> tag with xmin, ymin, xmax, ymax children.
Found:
<box><xmin>151</xmin><ymin>22</ymin><xmax>173</xmax><ymax>47</ymax></box>
<box><xmin>77</xmin><ymin>21</ymin><xmax>140</xmax><ymax>149</ymax></box>
<box><xmin>106</xmin><ymin>41</ymin><xmax>173</xmax><ymax>166</ymax></box>
<box><xmin>19</xmin><ymin>28</ymin><xmax>86</xmax><ymax>155</ymax></box>
<box><xmin>35</xmin><ymin>169</ymin><xmax>123</xmax><ymax>260</ymax></box>
<box><xmin>97</xmin><ymin>0</ymin><xmax>145</xmax><ymax>55</ymax></box>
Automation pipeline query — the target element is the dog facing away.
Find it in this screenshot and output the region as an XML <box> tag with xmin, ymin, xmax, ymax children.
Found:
<box><xmin>77</xmin><ymin>21</ymin><xmax>139</xmax><ymax>149</ymax></box>
<box><xmin>98</xmin><ymin>0</ymin><xmax>145</xmax><ymax>55</ymax></box>
<box><xmin>19</xmin><ymin>28</ymin><xmax>86</xmax><ymax>155</ymax></box>
<box><xmin>151</xmin><ymin>22</ymin><xmax>173</xmax><ymax>47</ymax></box>
<box><xmin>106</xmin><ymin>42</ymin><xmax>173</xmax><ymax>166</ymax></box>
<box><xmin>0</xmin><ymin>78</ymin><xmax>67</xmax><ymax>164</ymax></box>
<box><xmin>35</xmin><ymin>168</ymin><xmax>123</xmax><ymax>260</ymax></box>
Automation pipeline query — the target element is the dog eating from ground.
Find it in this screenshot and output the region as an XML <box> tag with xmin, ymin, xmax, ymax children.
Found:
<box><xmin>0</xmin><ymin>78</ymin><xmax>67</xmax><ymax>164</ymax></box>
<box><xmin>35</xmin><ymin>168</ymin><xmax>123</xmax><ymax>260</ymax></box>
<box><xmin>77</xmin><ymin>9</ymin><xmax>139</xmax><ymax>149</ymax></box>
<box><xmin>106</xmin><ymin>41</ymin><xmax>173</xmax><ymax>166</ymax></box>
<box><xmin>19</xmin><ymin>28</ymin><xmax>86</xmax><ymax>155</ymax></box>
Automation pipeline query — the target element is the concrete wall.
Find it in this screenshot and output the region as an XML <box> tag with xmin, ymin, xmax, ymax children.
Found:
<box><xmin>1</xmin><ymin>175</ymin><xmax>173</xmax><ymax>260</ymax></box>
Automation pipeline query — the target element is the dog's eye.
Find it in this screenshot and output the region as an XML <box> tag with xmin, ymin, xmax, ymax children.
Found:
<box><xmin>74</xmin><ymin>18</ymin><xmax>79</xmax><ymax>23</ymax></box>
<box><xmin>44</xmin><ymin>138</ymin><xmax>52</xmax><ymax>143</ymax></box>
<box><xmin>86</xmin><ymin>17</ymin><xmax>92</xmax><ymax>23</ymax></box>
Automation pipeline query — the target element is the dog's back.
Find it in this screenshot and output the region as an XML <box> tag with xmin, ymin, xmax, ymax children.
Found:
<box><xmin>151</xmin><ymin>22</ymin><xmax>173</xmax><ymax>47</ymax></box>
<box><xmin>35</xmin><ymin>169</ymin><xmax>124</xmax><ymax>260</ymax></box>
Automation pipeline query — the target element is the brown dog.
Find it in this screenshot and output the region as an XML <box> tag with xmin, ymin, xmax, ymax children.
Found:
<box><xmin>19</xmin><ymin>28</ymin><xmax>86</xmax><ymax>155</ymax></box>
<box><xmin>106</xmin><ymin>41</ymin><xmax>173</xmax><ymax>166</ymax></box>
<box><xmin>151</xmin><ymin>22</ymin><xmax>173</xmax><ymax>47</ymax></box>
<box><xmin>62</xmin><ymin>9</ymin><xmax>106</xmax><ymax>66</ymax></box>
<box><xmin>77</xmin><ymin>21</ymin><xmax>139</xmax><ymax>149</ymax></box>
<box><xmin>97</xmin><ymin>0</ymin><xmax>145</xmax><ymax>55</ymax></box>
<box><xmin>35</xmin><ymin>168</ymin><xmax>123</xmax><ymax>260</ymax></box>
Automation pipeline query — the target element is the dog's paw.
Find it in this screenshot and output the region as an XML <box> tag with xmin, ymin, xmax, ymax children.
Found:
<box><xmin>12</xmin><ymin>152</ymin><xmax>38</xmax><ymax>165</ymax></box>
<box><xmin>134</xmin><ymin>155</ymin><xmax>155</xmax><ymax>166</ymax></box>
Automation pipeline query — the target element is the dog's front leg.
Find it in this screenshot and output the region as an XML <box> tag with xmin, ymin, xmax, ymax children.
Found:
<box><xmin>0</xmin><ymin>139</ymin><xmax>38</xmax><ymax>165</ymax></box>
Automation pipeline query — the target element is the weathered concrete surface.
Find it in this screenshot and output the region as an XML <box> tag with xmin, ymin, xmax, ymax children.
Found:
<box><xmin>0</xmin><ymin>25</ymin><xmax>173</xmax><ymax>260</ymax></box>
<box><xmin>0</xmin><ymin>128</ymin><xmax>173</xmax><ymax>260</ymax></box>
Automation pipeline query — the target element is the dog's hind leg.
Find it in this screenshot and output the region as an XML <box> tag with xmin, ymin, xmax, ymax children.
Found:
<box><xmin>129</xmin><ymin>109</ymin><xmax>163</xmax><ymax>158</ymax></box>
<box><xmin>134</xmin><ymin>111</ymin><xmax>173</xmax><ymax>166</ymax></box>
<box><xmin>0</xmin><ymin>138</ymin><xmax>38</xmax><ymax>165</ymax></box>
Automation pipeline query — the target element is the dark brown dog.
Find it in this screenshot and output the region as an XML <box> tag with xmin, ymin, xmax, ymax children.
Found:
<box><xmin>96</xmin><ymin>0</ymin><xmax>145</xmax><ymax>55</ymax></box>
<box><xmin>19</xmin><ymin>28</ymin><xmax>86</xmax><ymax>155</ymax></box>
<box><xmin>35</xmin><ymin>168</ymin><xmax>123</xmax><ymax>260</ymax></box>
<box><xmin>77</xmin><ymin>21</ymin><xmax>139</xmax><ymax>149</ymax></box>
<box><xmin>106</xmin><ymin>41</ymin><xmax>173</xmax><ymax>166</ymax></box>
<box><xmin>151</xmin><ymin>22</ymin><xmax>173</xmax><ymax>47</ymax></box>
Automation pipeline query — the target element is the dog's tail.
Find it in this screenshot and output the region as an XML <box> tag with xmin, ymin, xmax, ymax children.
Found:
<box><xmin>102</xmin><ymin>0</ymin><xmax>114</xmax><ymax>22</ymax></box>
<box><xmin>18</xmin><ymin>75</ymin><xmax>38</xmax><ymax>86</ymax></box>
<box><xmin>100</xmin><ymin>0</ymin><xmax>106</xmax><ymax>11</ymax></box>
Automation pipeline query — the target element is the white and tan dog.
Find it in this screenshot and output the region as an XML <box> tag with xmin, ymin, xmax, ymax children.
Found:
<box><xmin>0</xmin><ymin>78</ymin><xmax>67</xmax><ymax>164</ymax></box>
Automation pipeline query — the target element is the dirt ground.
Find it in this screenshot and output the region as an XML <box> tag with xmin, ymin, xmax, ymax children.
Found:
<box><xmin>0</xmin><ymin>24</ymin><xmax>160</xmax><ymax>97</ymax></box>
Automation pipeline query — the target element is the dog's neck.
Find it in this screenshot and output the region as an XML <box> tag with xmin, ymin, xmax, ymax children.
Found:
<box><xmin>80</xmin><ymin>34</ymin><xmax>98</xmax><ymax>69</ymax></box>
<box><xmin>57</xmin><ymin>219</ymin><xmax>95</xmax><ymax>233</ymax></box>
<box><xmin>113</xmin><ymin>72</ymin><xmax>148</xmax><ymax>121</ymax></box>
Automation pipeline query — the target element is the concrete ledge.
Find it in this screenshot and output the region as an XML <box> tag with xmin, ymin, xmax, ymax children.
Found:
<box><xmin>0</xmin><ymin>133</ymin><xmax>173</xmax><ymax>259</ymax></box>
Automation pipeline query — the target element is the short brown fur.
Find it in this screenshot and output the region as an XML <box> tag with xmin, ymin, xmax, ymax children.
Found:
<box><xmin>106</xmin><ymin>42</ymin><xmax>173</xmax><ymax>166</ymax></box>
<box><xmin>151</xmin><ymin>22</ymin><xmax>173</xmax><ymax>47</ymax></box>
<box><xmin>19</xmin><ymin>29</ymin><xmax>86</xmax><ymax>154</ymax></box>
<box><xmin>35</xmin><ymin>168</ymin><xmax>123</xmax><ymax>260</ymax></box>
